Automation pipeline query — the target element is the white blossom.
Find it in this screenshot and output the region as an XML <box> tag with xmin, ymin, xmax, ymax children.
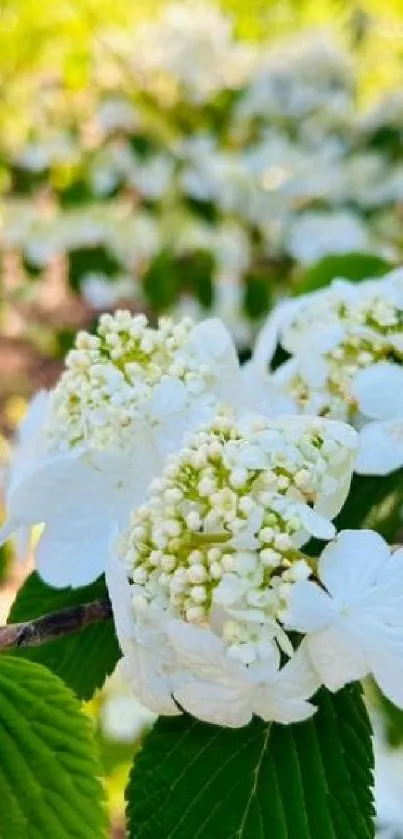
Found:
<box><xmin>0</xmin><ymin>313</ymin><xmax>242</xmax><ymax>587</ymax></box>
<box><xmin>287</xmin><ymin>211</ymin><xmax>371</xmax><ymax>265</ymax></box>
<box><xmin>108</xmin><ymin>411</ymin><xmax>356</xmax><ymax>725</ymax></box>
<box><xmin>284</xmin><ymin>529</ymin><xmax>403</xmax><ymax>707</ymax></box>
<box><xmin>256</xmin><ymin>269</ymin><xmax>403</xmax><ymax>474</ymax></box>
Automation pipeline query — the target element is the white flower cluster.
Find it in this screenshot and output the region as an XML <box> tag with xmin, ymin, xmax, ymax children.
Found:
<box><xmin>119</xmin><ymin>412</ymin><xmax>355</xmax><ymax>637</ymax></box>
<box><xmin>6</xmin><ymin>6</ymin><xmax>403</xmax><ymax>352</ymax></box>
<box><xmin>45</xmin><ymin>310</ymin><xmax>228</xmax><ymax>455</ymax></box>
<box><xmin>4</xmin><ymin>303</ymin><xmax>403</xmax><ymax>730</ymax></box>
<box><xmin>109</xmin><ymin>411</ymin><xmax>364</xmax><ymax>726</ymax></box>
<box><xmin>0</xmin><ymin>312</ymin><xmax>243</xmax><ymax>587</ymax></box>
<box><xmin>258</xmin><ymin>268</ymin><xmax>403</xmax><ymax>474</ymax></box>
<box><xmin>130</xmin><ymin>3</ymin><xmax>256</xmax><ymax>105</ymax></box>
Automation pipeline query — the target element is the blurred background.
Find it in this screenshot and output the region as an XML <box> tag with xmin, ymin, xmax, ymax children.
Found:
<box><xmin>2</xmin><ymin>0</ymin><xmax>403</xmax><ymax>835</ymax></box>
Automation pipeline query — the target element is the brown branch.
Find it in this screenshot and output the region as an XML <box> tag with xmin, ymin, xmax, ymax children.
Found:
<box><xmin>0</xmin><ymin>599</ymin><xmax>113</xmax><ymax>652</ymax></box>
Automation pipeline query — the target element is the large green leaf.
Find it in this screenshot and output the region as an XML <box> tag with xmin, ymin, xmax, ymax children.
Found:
<box><xmin>0</xmin><ymin>656</ymin><xmax>107</xmax><ymax>839</ymax></box>
<box><xmin>7</xmin><ymin>572</ymin><xmax>120</xmax><ymax>701</ymax></box>
<box><xmin>126</xmin><ymin>685</ymin><xmax>374</xmax><ymax>839</ymax></box>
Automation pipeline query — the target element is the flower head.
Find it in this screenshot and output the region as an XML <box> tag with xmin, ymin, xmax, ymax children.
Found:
<box><xmin>256</xmin><ymin>269</ymin><xmax>403</xmax><ymax>474</ymax></box>
<box><xmin>110</xmin><ymin>410</ymin><xmax>356</xmax><ymax>726</ymax></box>
<box><xmin>0</xmin><ymin>312</ymin><xmax>241</xmax><ymax>587</ymax></box>
<box><xmin>44</xmin><ymin>311</ymin><xmax>238</xmax><ymax>457</ymax></box>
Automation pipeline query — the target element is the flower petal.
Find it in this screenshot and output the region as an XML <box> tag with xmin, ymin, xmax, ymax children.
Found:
<box><xmin>122</xmin><ymin>644</ymin><xmax>182</xmax><ymax>717</ymax></box>
<box><xmin>174</xmin><ymin>680</ymin><xmax>252</xmax><ymax>728</ymax></box>
<box><xmin>36</xmin><ymin>514</ymin><xmax>110</xmax><ymax>588</ymax></box>
<box><xmin>278</xmin><ymin>641</ymin><xmax>322</xmax><ymax>700</ymax></box>
<box><xmin>318</xmin><ymin>529</ymin><xmax>390</xmax><ymax>602</ymax></box>
<box><xmin>187</xmin><ymin>318</ymin><xmax>240</xmax><ymax>402</ymax></box>
<box><xmin>306</xmin><ymin>624</ymin><xmax>369</xmax><ymax>691</ymax></box>
<box><xmin>356</xmin><ymin>421</ymin><xmax>403</xmax><ymax>476</ymax></box>
<box><xmin>253</xmin><ymin>645</ymin><xmax>320</xmax><ymax>724</ymax></box>
<box><xmin>368</xmin><ymin>646</ymin><xmax>403</xmax><ymax>709</ymax></box>
<box><xmin>284</xmin><ymin>580</ymin><xmax>336</xmax><ymax>633</ymax></box>
<box><xmin>295</xmin><ymin>504</ymin><xmax>336</xmax><ymax>541</ymax></box>
<box><xmin>253</xmin><ymin>298</ymin><xmax>303</xmax><ymax>371</ymax></box>
<box><xmin>105</xmin><ymin>545</ymin><xmax>136</xmax><ymax>651</ymax></box>
<box><xmin>352</xmin><ymin>362</ymin><xmax>403</xmax><ymax>420</ymax></box>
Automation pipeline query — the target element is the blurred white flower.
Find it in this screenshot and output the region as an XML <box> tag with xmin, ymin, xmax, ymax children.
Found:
<box><xmin>82</xmin><ymin>273</ymin><xmax>139</xmax><ymax>309</ymax></box>
<box><xmin>131</xmin><ymin>3</ymin><xmax>255</xmax><ymax>105</ymax></box>
<box><xmin>96</xmin><ymin>98</ymin><xmax>138</xmax><ymax>134</ymax></box>
<box><xmin>100</xmin><ymin>669</ymin><xmax>156</xmax><ymax>743</ymax></box>
<box><xmin>287</xmin><ymin>211</ymin><xmax>371</xmax><ymax>264</ymax></box>
<box><xmin>374</xmin><ymin>716</ymin><xmax>403</xmax><ymax>839</ymax></box>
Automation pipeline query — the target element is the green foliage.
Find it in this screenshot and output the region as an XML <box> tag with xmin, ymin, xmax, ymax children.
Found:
<box><xmin>67</xmin><ymin>246</ymin><xmax>121</xmax><ymax>292</ymax></box>
<box><xmin>375</xmin><ymin>687</ymin><xmax>403</xmax><ymax>748</ymax></box>
<box><xmin>144</xmin><ymin>250</ymin><xmax>181</xmax><ymax>310</ymax></box>
<box><xmin>126</xmin><ymin>685</ymin><xmax>374</xmax><ymax>839</ymax></box>
<box><xmin>8</xmin><ymin>572</ymin><xmax>120</xmax><ymax>700</ymax></box>
<box><xmin>299</xmin><ymin>252</ymin><xmax>392</xmax><ymax>294</ymax></box>
<box><xmin>244</xmin><ymin>271</ymin><xmax>272</xmax><ymax>320</ymax></box>
<box><xmin>0</xmin><ymin>656</ymin><xmax>107</xmax><ymax>838</ymax></box>
<box><xmin>335</xmin><ymin>468</ymin><xmax>403</xmax><ymax>541</ymax></box>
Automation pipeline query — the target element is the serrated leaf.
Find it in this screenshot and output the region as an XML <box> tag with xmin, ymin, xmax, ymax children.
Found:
<box><xmin>126</xmin><ymin>685</ymin><xmax>374</xmax><ymax>839</ymax></box>
<box><xmin>7</xmin><ymin>572</ymin><xmax>120</xmax><ymax>700</ymax></box>
<box><xmin>0</xmin><ymin>656</ymin><xmax>107</xmax><ymax>839</ymax></box>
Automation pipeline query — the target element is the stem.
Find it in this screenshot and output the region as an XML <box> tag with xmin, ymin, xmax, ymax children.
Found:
<box><xmin>189</xmin><ymin>532</ymin><xmax>231</xmax><ymax>547</ymax></box>
<box><xmin>0</xmin><ymin>598</ymin><xmax>112</xmax><ymax>653</ymax></box>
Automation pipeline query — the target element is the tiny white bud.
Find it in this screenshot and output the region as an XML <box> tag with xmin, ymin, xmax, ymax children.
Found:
<box><xmin>186</xmin><ymin>511</ymin><xmax>202</xmax><ymax>531</ymax></box>
<box><xmin>186</xmin><ymin>605</ymin><xmax>206</xmax><ymax>623</ymax></box>
<box><xmin>222</xmin><ymin>554</ymin><xmax>235</xmax><ymax>572</ymax></box>
<box><xmin>161</xmin><ymin>554</ymin><xmax>176</xmax><ymax>572</ymax></box>
<box><xmin>191</xmin><ymin>585</ymin><xmax>207</xmax><ymax>604</ymax></box>
<box><xmin>274</xmin><ymin>533</ymin><xmax>292</xmax><ymax>552</ymax></box>
<box><xmin>210</xmin><ymin>562</ymin><xmax>223</xmax><ymax>579</ymax></box>
<box><xmin>229</xmin><ymin>467</ymin><xmax>248</xmax><ymax>489</ymax></box>
<box><xmin>187</xmin><ymin>564</ymin><xmax>207</xmax><ymax>584</ymax></box>
<box><xmin>260</xmin><ymin>548</ymin><xmax>281</xmax><ymax>568</ymax></box>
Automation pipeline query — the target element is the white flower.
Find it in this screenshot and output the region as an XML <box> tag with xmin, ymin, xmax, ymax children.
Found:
<box><xmin>351</xmin><ymin>362</ymin><xmax>403</xmax><ymax>475</ymax></box>
<box><xmin>107</xmin><ymin>549</ymin><xmax>320</xmax><ymax>727</ymax></box>
<box><xmin>287</xmin><ymin>211</ymin><xmax>370</xmax><ymax>265</ymax></box>
<box><xmin>0</xmin><ymin>390</ymin><xmax>49</xmax><ymax>560</ymax></box>
<box><xmin>82</xmin><ymin>273</ymin><xmax>138</xmax><ymax>309</ymax></box>
<box><xmin>284</xmin><ymin>530</ymin><xmax>403</xmax><ymax>707</ymax></box>
<box><xmin>256</xmin><ymin>270</ymin><xmax>403</xmax><ymax>459</ymax></box>
<box><xmin>0</xmin><ymin>313</ymin><xmax>242</xmax><ymax>588</ymax></box>
<box><xmin>108</xmin><ymin>410</ymin><xmax>356</xmax><ymax>725</ymax></box>
<box><xmin>355</xmin><ymin>420</ymin><xmax>403</xmax><ymax>476</ymax></box>
<box><xmin>168</xmin><ymin>619</ymin><xmax>320</xmax><ymax>727</ymax></box>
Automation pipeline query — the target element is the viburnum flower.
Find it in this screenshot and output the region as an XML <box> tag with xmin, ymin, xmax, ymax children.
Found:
<box><xmin>255</xmin><ymin>268</ymin><xmax>403</xmax><ymax>474</ymax></box>
<box><xmin>0</xmin><ymin>311</ymin><xmax>286</xmax><ymax>588</ymax></box>
<box><xmin>109</xmin><ymin>410</ymin><xmax>357</xmax><ymax>727</ymax></box>
<box><xmin>284</xmin><ymin>529</ymin><xmax>403</xmax><ymax>708</ymax></box>
<box><xmin>352</xmin><ymin>363</ymin><xmax>403</xmax><ymax>474</ymax></box>
<box><xmin>0</xmin><ymin>312</ymin><xmax>246</xmax><ymax>587</ymax></box>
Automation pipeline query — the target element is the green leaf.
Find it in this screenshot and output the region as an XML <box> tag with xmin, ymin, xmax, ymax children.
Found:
<box><xmin>0</xmin><ymin>656</ymin><xmax>107</xmax><ymax>839</ymax></box>
<box><xmin>7</xmin><ymin>572</ymin><xmax>120</xmax><ymax>701</ymax></box>
<box><xmin>375</xmin><ymin>685</ymin><xmax>403</xmax><ymax>748</ymax></box>
<box><xmin>335</xmin><ymin>468</ymin><xmax>403</xmax><ymax>541</ymax></box>
<box><xmin>299</xmin><ymin>252</ymin><xmax>391</xmax><ymax>294</ymax></box>
<box><xmin>126</xmin><ymin>685</ymin><xmax>374</xmax><ymax>839</ymax></box>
